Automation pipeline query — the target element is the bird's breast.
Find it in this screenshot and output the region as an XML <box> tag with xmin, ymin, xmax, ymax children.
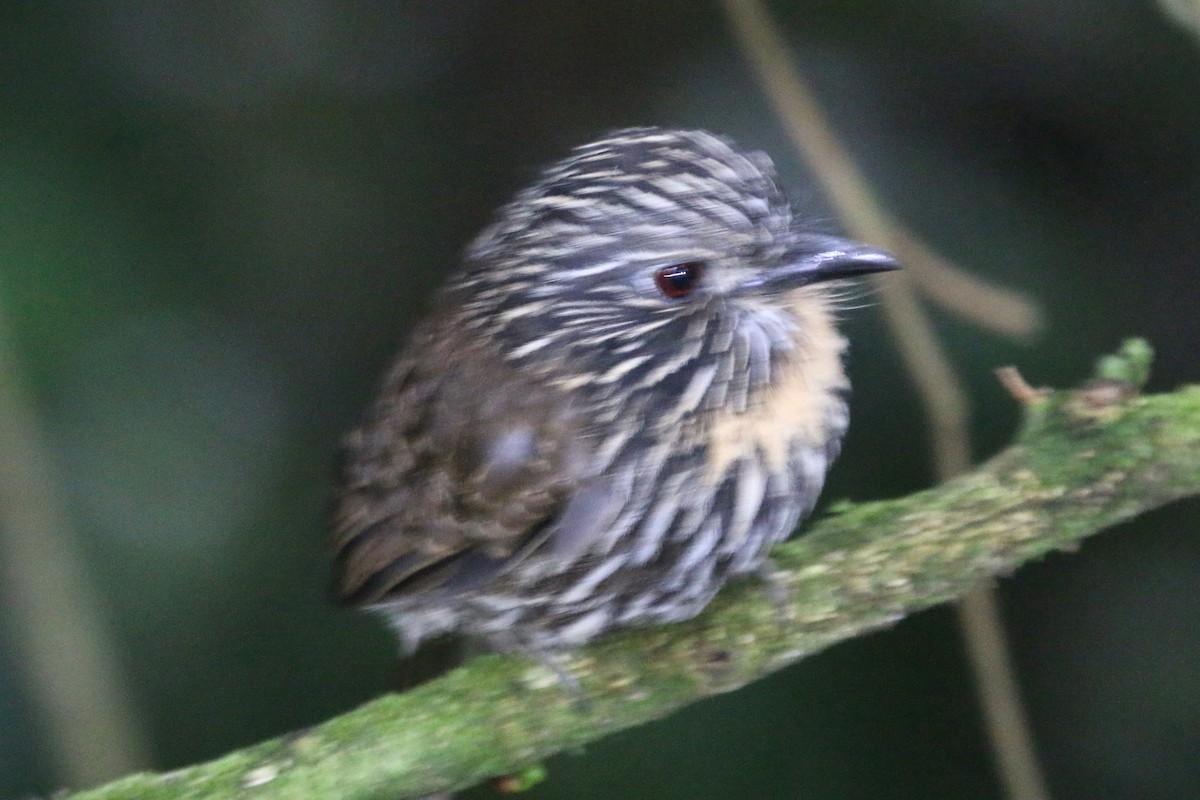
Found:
<box><xmin>704</xmin><ymin>291</ymin><xmax>848</xmax><ymax>480</ymax></box>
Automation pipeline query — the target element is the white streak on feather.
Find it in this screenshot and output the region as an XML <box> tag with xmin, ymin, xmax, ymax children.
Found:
<box><xmin>674</xmin><ymin>362</ymin><xmax>717</xmax><ymax>417</ymax></box>
<box><xmin>556</xmin><ymin>556</ymin><xmax>626</xmax><ymax>604</ymax></box>
<box><xmin>628</xmin><ymin>472</ymin><xmax>687</xmax><ymax>564</ymax></box>
<box><xmin>508</xmin><ymin>334</ymin><xmax>558</xmax><ymax>359</ymax></box>
<box><xmin>597</xmin><ymin>353</ymin><xmax>653</xmax><ymax>384</ymax></box>
<box><xmin>723</xmin><ymin>458</ymin><xmax>767</xmax><ymax>555</ymax></box>
<box><xmin>674</xmin><ymin>518</ymin><xmax>719</xmax><ymax>576</ymax></box>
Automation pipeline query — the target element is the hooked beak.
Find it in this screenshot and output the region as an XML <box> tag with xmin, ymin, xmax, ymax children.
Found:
<box><xmin>741</xmin><ymin>233</ymin><xmax>900</xmax><ymax>294</ymax></box>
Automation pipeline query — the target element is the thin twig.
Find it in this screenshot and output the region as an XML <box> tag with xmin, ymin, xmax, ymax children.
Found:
<box><xmin>717</xmin><ymin>0</ymin><xmax>1043</xmax><ymax>339</ymax></box>
<box><xmin>872</xmin><ymin>277</ymin><xmax>972</xmax><ymax>475</ymax></box>
<box><xmin>1157</xmin><ymin>0</ymin><xmax>1200</xmax><ymax>41</ymax></box>
<box><xmin>996</xmin><ymin>366</ymin><xmax>1048</xmax><ymax>406</ymax></box>
<box><xmin>887</xmin><ymin>227</ymin><xmax>1042</xmax><ymax>340</ymax></box>
<box><xmin>0</xmin><ymin>295</ymin><xmax>148</xmax><ymax>786</ymax></box>
<box><xmin>717</xmin><ymin>1</ymin><xmax>1051</xmax><ymax>798</ymax></box>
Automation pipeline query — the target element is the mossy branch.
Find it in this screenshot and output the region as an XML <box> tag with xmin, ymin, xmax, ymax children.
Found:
<box><xmin>69</xmin><ymin>341</ymin><xmax>1200</xmax><ymax>800</ymax></box>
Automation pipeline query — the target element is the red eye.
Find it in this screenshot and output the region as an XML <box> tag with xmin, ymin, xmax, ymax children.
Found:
<box><xmin>654</xmin><ymin>262</ymin><xmax>703</xmax><ymax>299</ymax></box>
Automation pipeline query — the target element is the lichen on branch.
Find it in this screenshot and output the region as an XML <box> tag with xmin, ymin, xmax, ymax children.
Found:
<box><xmin>69</xmin><ymin>341</ymin><xmax>1200</xmax><ymax>800</ymax></box>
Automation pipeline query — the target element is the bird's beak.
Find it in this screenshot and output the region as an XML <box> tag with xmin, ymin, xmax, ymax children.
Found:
<box><xmin>741</xmin><ymin>234</ymin><xmax>901</xmax><ymax>294</ymax></box>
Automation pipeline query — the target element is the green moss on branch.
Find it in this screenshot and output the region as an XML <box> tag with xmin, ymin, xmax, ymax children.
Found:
<box><xmin>70</xmin><ymin>342</ymin><xmax>1200</xmax><ymax>800</ymax></box>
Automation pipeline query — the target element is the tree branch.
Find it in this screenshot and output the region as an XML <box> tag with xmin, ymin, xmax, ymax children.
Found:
<box><xmin>69</xmin><ymin>342</ymin><xmax>1200</xmax><ymax>800</ymax></box>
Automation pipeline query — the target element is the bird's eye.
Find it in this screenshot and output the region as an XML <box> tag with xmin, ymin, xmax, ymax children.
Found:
<box><xmin>654</xmin><ymin>262</ymin><xmax>703</xmax><ymax>299</ymax></box>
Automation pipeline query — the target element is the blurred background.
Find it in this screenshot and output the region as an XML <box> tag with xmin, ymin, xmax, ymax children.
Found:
<box><xmin>1</xmin><ymin>2</ymin><xmax>1198</xmax><ymax>799</ymax></box>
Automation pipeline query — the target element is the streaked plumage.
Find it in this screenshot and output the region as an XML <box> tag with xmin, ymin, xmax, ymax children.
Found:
<box><xmin>332</xmin><ymin>128</ymin><xmax>897</xmax><ymax>655</ymax></box>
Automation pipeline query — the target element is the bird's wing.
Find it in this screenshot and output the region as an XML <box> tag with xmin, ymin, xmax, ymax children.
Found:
<box><xmin>330</xmin><ymin>316</ymin><xmax>581</xmax><ymax>607</ymax></box>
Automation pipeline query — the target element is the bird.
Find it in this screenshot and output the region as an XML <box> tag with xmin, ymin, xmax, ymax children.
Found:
<box><xmin>330</xmin><ymin>127</ymin><xmax>898</xmax><ymax>667</ymax></box>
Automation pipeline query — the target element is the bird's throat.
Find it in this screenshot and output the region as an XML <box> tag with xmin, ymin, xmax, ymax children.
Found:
<box><xmin>705</xmin><ymin>293</ymin><xmax>847</xmax><ymax>479</ymax></box>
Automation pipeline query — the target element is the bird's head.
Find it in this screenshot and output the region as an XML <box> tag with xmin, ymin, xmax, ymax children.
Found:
<box><xmin>451</xmin><ymin>128</ymin><xmax>898</xmax><ymax>414</ymax></box>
